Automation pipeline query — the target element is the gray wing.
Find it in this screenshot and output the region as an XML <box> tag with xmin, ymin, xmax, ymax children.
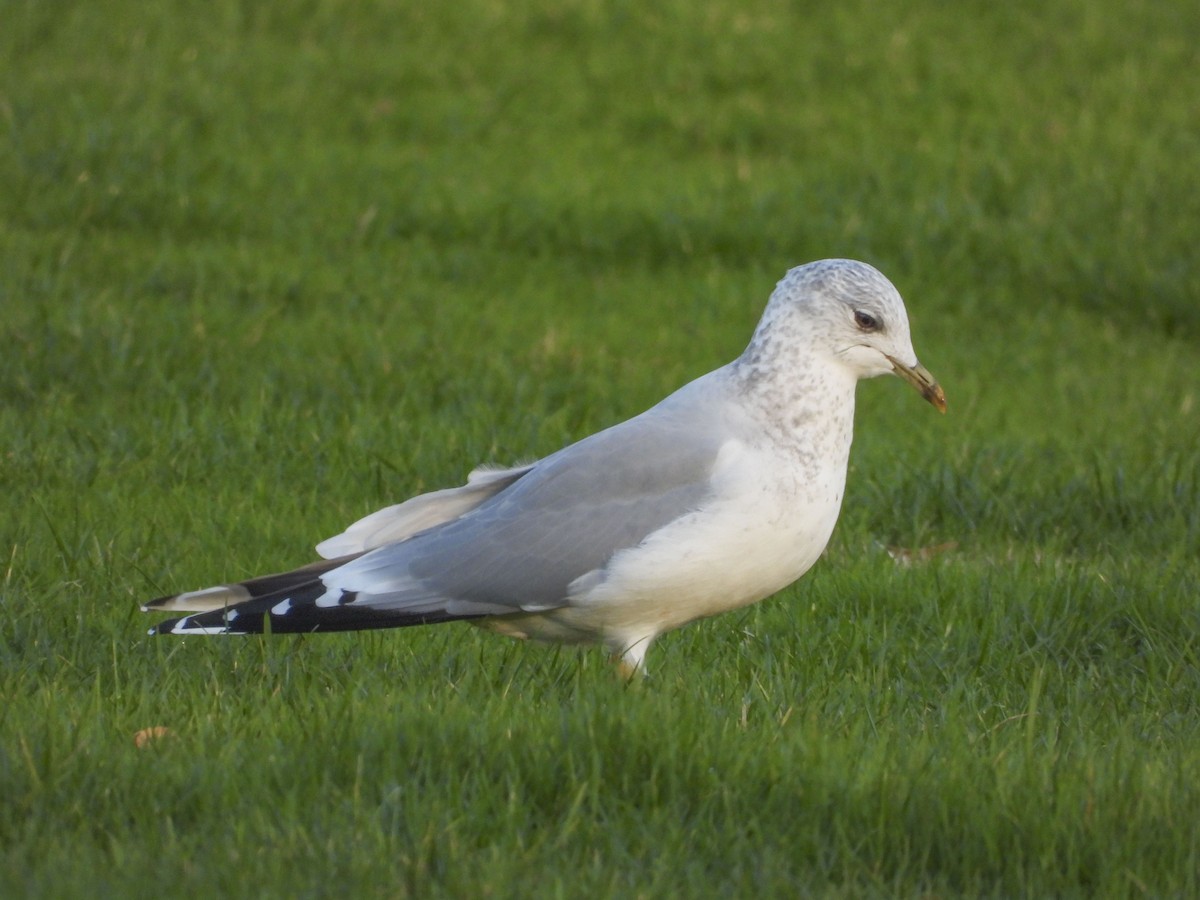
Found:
<box><xmin>321</xmin><ymin>401</ymin><xmax>728</xmax><ymax>616</ymax></box>
<box><xmin>314</xmin><ymin>463</ymin><xmax>535</xmax><ymax>558</ymax></box>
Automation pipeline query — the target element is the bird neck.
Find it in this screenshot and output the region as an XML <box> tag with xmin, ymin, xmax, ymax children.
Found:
<box><xmin>729</xmin><ymin>343</ymin><xmax>859</xmax><ymax>460</ymax></box>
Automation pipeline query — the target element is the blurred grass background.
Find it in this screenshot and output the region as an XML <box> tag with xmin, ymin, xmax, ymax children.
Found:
<box><xmin>2</xmin><ymin>1</ymin><xmax>1198</xmax><ymax>895</ymax></box>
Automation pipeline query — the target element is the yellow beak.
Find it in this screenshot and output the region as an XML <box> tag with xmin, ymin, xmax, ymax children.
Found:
<box><xmin>887</xmin><ymin>356</ymin><xmax>947</xmax><ymax>413</ymax></box>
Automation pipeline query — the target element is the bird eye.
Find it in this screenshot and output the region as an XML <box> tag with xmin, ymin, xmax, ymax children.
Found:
<box><xmin>854</xmin><ymin>310</ymin><xmax>880</xmax><ymax>331</ymax></box>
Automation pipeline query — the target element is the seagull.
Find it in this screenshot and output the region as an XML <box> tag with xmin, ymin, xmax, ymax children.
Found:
<box><xmin>144</xmin><ymin>259</ymin><xmax>946</xmax><ymax>676</ymax></box>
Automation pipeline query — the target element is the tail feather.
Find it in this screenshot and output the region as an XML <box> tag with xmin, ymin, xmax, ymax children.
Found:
<box><xmin>142</xmin><ymin>555</ymin><xmax>362</xmax><ymax>613</ymax></box>
<box><xmin>146</xmin><ymin>555</ymin><xmax>487</xmax><ymax>635</ymax></box>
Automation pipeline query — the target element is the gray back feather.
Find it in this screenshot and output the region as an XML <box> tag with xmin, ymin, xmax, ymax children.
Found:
<box><xmin>330</xmin><ymin>388</ymin><xmax>728</xmax><ymax>614</ymax></box>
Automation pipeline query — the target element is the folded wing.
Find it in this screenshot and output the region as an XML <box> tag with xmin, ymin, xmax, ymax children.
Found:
<box><xmin>148</xmin><ymin>399</ymin><xmax>728</xmax><ymax>635</ymax></box>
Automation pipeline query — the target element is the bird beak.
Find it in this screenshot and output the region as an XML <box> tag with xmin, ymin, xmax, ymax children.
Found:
<box><xmin>887</xmin><ymin>356</ymin><xmax>947</xmax><ymax>413</ymax></box>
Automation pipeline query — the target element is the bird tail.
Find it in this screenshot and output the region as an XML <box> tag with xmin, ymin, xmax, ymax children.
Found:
<box><xmin>142</xmin><ymin>555</ymin><xmax>358</xmax><ymax>614</ymax></box>
<box><xmin>144</xmin><ymin>554</ymin><xmax>485</xmax><ymax>635</ymax></box>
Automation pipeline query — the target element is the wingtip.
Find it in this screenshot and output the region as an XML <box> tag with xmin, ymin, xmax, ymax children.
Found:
<box><xmin>151</xmin><ymin>615</ymin><xmax>235</xmax><ymax>636</ymax></box>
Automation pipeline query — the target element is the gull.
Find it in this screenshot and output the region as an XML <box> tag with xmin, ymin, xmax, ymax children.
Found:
<box><xmin>144</xmin><ymin>259</ymin><xmax>946</xmax><ymax>676</ymax></box>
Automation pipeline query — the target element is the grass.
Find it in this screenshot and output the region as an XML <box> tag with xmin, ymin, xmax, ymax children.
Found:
<box><xmin>2</xmin><ymin>0</ymin><xmax>1199</xmax><ymax>895</ymax></box>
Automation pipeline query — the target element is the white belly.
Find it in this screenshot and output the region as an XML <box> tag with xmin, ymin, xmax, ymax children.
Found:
<box><xmin>485</xmin><ymin>437</ymin><xmax>848</xmax><ymax>652</ymax></box>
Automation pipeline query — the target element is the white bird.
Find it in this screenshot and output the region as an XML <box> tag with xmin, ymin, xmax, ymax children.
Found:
<box><xmin>145</xmin><ymin>259</ymin><xmax>946</xmax><ymax>676</ymax></box>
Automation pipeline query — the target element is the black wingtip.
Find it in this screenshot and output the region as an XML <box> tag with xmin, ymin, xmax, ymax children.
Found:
<box><xmin>147</xmin><ymin>598</ymin><xmax>489</xmax><ymax>637</ymax></box>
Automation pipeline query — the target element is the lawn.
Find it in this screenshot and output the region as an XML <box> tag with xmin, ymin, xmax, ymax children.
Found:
<box><xmin>2</xmin><ymin>0</ymin><xmax>1198</xmax><ymax>896</ymax></box>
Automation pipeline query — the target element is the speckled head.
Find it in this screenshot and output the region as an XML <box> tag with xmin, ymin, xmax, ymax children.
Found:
<box><xmin>741</xmin><ymin>259</ymin><xmax>946</xmax><ymax>412</ymax></box>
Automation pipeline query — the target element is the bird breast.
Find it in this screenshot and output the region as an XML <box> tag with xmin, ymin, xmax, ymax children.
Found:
<box><xmin>559</xmin><ymin>436</ymin><xmax>848</xmax><ymax>635</ymax></box>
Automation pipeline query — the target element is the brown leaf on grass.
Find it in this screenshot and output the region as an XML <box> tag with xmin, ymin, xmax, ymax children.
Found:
<box><xmin>885</xmin><ymin>541</ymin><xmax>959</xmax><ymax>567</ymax></box>
<box><xmin>133</xmin><ymin>726</ymin><xmax>174</xmax><ymax>749</ymax></box>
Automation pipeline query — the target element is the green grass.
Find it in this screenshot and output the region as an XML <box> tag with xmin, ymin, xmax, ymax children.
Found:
<box><xmin>3</xmin><ymin>0</ymin><xmax>1199</xmax><ymax>895</ymax></box>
